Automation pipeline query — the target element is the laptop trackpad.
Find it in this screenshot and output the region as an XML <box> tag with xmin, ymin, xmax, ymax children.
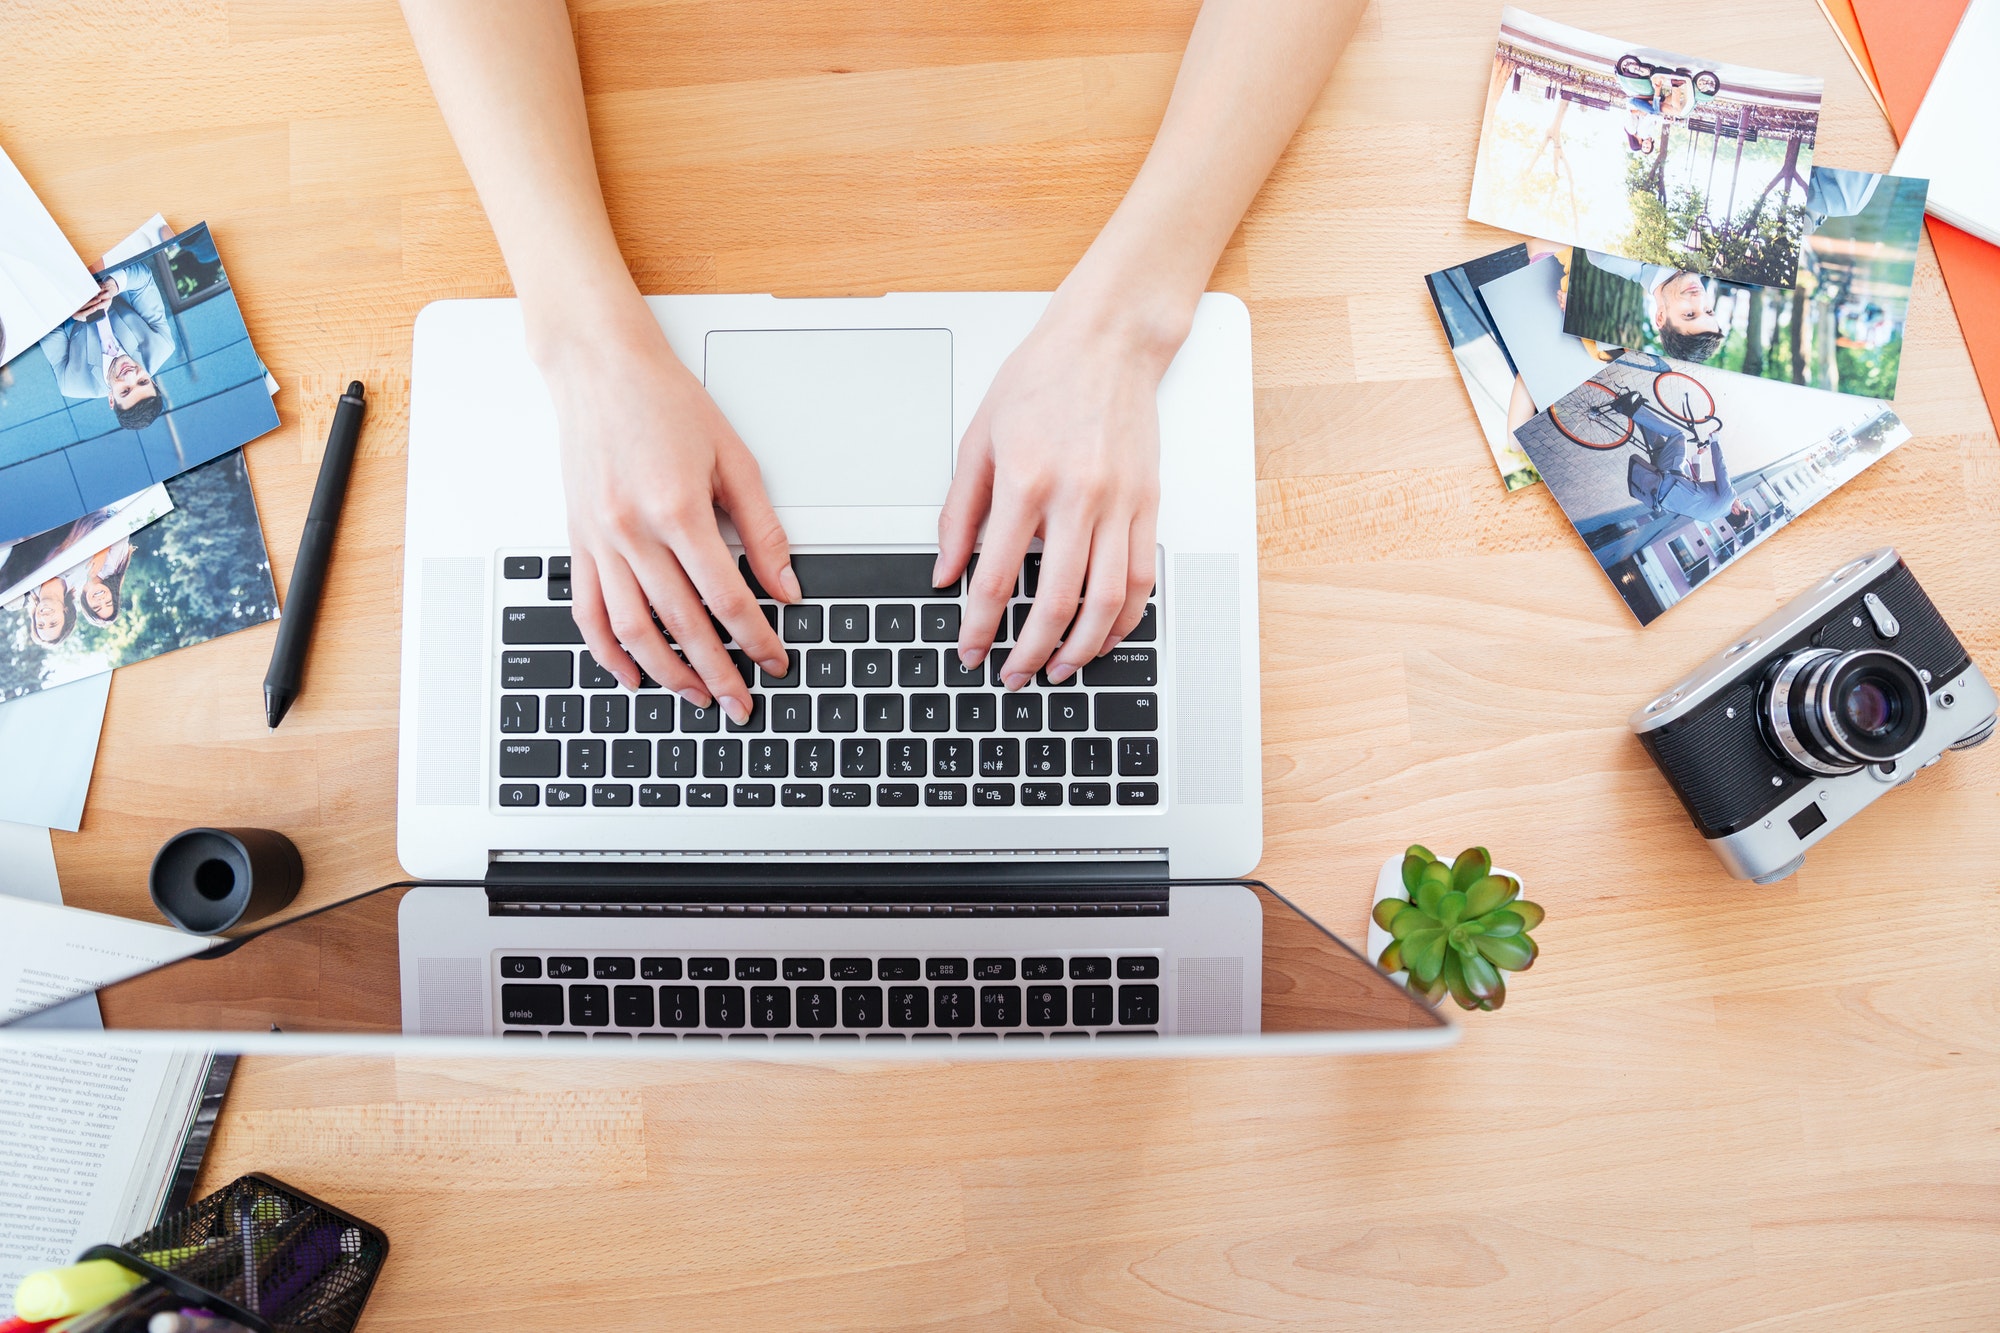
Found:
<box><xmin>703</xmin><ymin>327</ymin><xmax>954</xmax><ymax>509</ymax></box>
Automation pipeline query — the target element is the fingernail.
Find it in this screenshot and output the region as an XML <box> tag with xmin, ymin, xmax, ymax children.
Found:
<box><xmin>722</xmin><ymin>697</ymin><xmax>751</xmax><ymax>725</ymax></box>
<box><xmin>617</xmin><ymin>671</ymin><xmax>639</xmax><ymax>691</ymax></box>
<box><xmin>779</xmin><ymin>565</ymin><xmax>803</xmax><ymax>602</ymax></box>
<box><xmin>1002</xmin><ymin>672</ymin><xmax>1027</xmax><ymax>692</ymax></box>
<box><xmin>931</xmin><ymin>556</ymin><xmax>947</xmax><ymax>587</ymax></box>
<box><xmin>1103</xmin><ymin>636</ymin><xmax>1122</xmax><ymax>653</ymax></box>
<box><xmin>1046</xmin><ymin>662</ymin><xmax>1074</xmax><ymax>684</ymax></box>
<box><xmin>762</xmin><ymin>657</ymin><xmax>788</xmax><ymax>677</ymax></box>
<box><xmin>679</xmin><ymin>688</ymin><xmax>712</xmax><ymax>708</ymax></box>
<box><xmin>960</xmin><ymin>648</ymin><xmax>986</xmax><ymax>669</ymax></box>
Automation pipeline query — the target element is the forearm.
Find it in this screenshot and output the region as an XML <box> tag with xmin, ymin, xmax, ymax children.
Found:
<box><xmin>1062</xmin><ymin>0</ymin><xmax>1367</xmax><ymax>360</ymax></box>
<box><xmin>400</xmin><ymin>0</ymin><xmax>645</xmax><ymax>362</ymax></box>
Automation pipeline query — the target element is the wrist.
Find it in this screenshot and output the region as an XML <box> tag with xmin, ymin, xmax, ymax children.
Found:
<box><xmin>521</xmin><ymin>271</ymin><xmax>661</xmax><ymax>374</ymax></box>
<box><xmin>1048</xmin><ymin>247</ymin><xmax>1204</xmax><ymax>376</ymax></box>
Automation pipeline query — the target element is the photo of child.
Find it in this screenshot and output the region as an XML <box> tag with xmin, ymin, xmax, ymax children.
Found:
<box><xmin>1470</xmin><ymin>8</ymin><xmax>1823</xmax><ymax>290</ymax></box>
<box><xmin>1561</xmin><ymin>169</ymin><xmax>1928</xmax><ymax>399</ymax></box>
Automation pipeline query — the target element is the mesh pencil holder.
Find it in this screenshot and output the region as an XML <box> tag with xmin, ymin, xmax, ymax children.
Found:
<box><xmin>80</xmin><ymin>1172</ymin><xmax>388</xmax><ymax>1333</ymax></box>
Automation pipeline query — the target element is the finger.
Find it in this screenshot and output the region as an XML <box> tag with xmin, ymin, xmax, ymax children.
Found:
<box><xmin>579</xmin><ymin>548</ymin><xmax>706</xmax><ymax>702</ymax></box>
<box><xmin>1103</xmin><ymin>508</ymin><xmax>1158</xmax><ymax>651</ymax></box>
<box><xmin>934</xmin><ymin>408</ymin><xmax>995</xmax><ymax>589</ymax></box>
<box><xmin>671</xmin><ymin>512</ymin><xmax>788</xmax><ymax>678</ymax></box>
<box><xmin>958</xmin><ymin>493</ymin><xmax>1036</xmax><ymax>670</ymax></box>
<box><xmin>1047</xmin><ymin>522</ymin><xmax>1128</xmax><ymax>680</ymax></box>
<box><xmin>624</xmin><ymin>543</ymin><xmax>756</xmax><ymax>724</ymax></box>
<box><xmin>566</xmin><ymin>549</ymin><xmax>640</xmax><ymax>691</ymax></box>
<box><xmin>716</xmin><ymin>443</ymin><xmax>801</xmax><ymax>608</ymax></box>
<box><xmin>1003</xmin><ymin>527</ymin><xmax>1089</xmax><ymax>689</ymax></box>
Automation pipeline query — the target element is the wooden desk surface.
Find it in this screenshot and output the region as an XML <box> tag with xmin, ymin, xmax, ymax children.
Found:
<box><xmin>11</xmin><ymin>0</ymin><xmax>1999</xmax><ymax>1324</ymax></box>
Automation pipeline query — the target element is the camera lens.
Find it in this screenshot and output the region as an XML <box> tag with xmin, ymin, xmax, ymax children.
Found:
<box><xmin>1760</xmin><ymin>648</ymin><xmax>1930</xmax><ymax>775</ymax></box>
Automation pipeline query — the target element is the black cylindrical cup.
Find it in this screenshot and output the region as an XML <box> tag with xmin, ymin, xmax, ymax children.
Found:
<box><xmin>149</xmin><ymin>827</ymin><xmax>305</xmax><ymax>934</ymax></box>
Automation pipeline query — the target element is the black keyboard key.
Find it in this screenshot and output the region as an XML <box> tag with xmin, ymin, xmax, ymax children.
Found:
<box><xmin>1116</xmin><ymin>782</ymin><xmax>1159</xmax><ymax>806</ymax></box>
<box><xmin>503</xmin><ymin>555</ymin><xmax>542</xmax><ymax>579</ymax></box>
<box><xmin>750</xmin><ymin>986</ymin><xmax>791</xmax><ymax>1028</ymax></box>
<box><xmin>829</xmin><ymin>605</ymin><xmax>869</xmax><ymax>642</ymax></box>
<box><xmin>1118</xmin><ymin>956</ymin><xmax>1162</xmax><ymax>979</ymax></box>
<box><xmin>1069</xmin><ymin>957</ymin><xmax>1112</xmax><ymax>980</ymax></box>
<box><xmin>770</xmin><ymin>693</ymin><xmax>813</xmax><ymax>732</ymax></box>
<box><xmin>927</xmin><ymin>958</ymin><xmax>968</xmax><ymax>981</ymax></box>
<box><xmin>974</xmin><ymin>958</ymin><xmax>1016</xmax><ymax>980</ymax></box>
<box><xmin>590</xmin><ymin>694</ymin><xmax>629</xmax><ymax>733</ymax></box>
<box><xmin>921</xmin><ymin>603</ymin><xmax>959</xmax><ymax>642</ymax></box>
<box><xmin>771</xmin><ymin>553</ymin><xmax>945</xmax><ymax>599</ymax></box>
<box><xmin>783</xmin><ymin>603</ymin><xmax>823</xmax><ymax>642</ymax></box>
<box><xmin>897</xmin><ymin>648</ymin><xmax>939</xmax><ymax>688</ymax></box>
<box><xmin>956</xmin><ymin>693</ymin><xmax>997</xmax><ymax>732</ymax></box>
<box><xmin>502</xmin><ymin>606</ymin><xmax>583</xmax><ymax>644</ymax></box>
<box><xmin>500</xmin><ymin>695</ymin><xmax>539</xmax><ymax>733</ymax></box>
<box><xmin>840</xmin><ymin>738</ymin><xmax>881</xmax><ymax>777</ymax></box>
<box><xmin>703</xmin><ymin>739</ymin><xmax>743</xmax><ymax>779</ymax></box>
<box><xmin>591</xmin><ymin>782</ymin><xmax>633</xmax><ymax>806</ymax></box>
<box><xmin>1129</xmin><ymin>603</ymin><xmax>1157</xmax><ymax>642</ymax></box>
<box><xmin>1019</xmin><ymin>957</ymin><xmax>1063</xmax><ymax>980</ymax></box>
<box><xmin>544</xmin><ymin>694</ymin><xmax>584</xmax><ymax>734</ymax></box>
<box><xmin>1118</xmin><ymin>736</ymin><xmax>1159</xmax><ymax>776</ymax></box>
<box><xmin>1047</xmin><ymin>692</ymin><xmax>1089</xmax><ymax>731</ymax></box>
<box><xmin>852</xmin><ymin>649</ymin><xmax>892</xmax><ymax>689</ymax></box>
<box><xmin>972</xmin><ymin>782</ymin><xmax>1014</xmax><ymax>806</ymax></box>
<box><xmin>1021</xmin><ymin>781</ymin><xmax>1063</xmax><ymax>806</ymax></box>
<box><xmin>687</xmin><ymin>958</ymin><xmax>728</xmax><ymax>980</ymax></box>
<box><xmin>681</xmin><ymin>699</ymin><xmax>721</xmax><ymax>733</ymax></box>
<box><xmin>943</xmin><ymin>655</ymin><xmax>985</xmax><ymax>688</ymax></box>
<box><xmin>980</xmin><ymin>985</ymin><xmax>1022</xmax><ymax>1027</ymax></box>
<box><xmin>548</xmin><ymin>556</ymin><xmax>571</xmax><ymax>578</ymax></box>
<box><xmin>823</xmin><ymin>958</ymin><xmax>869</xmax><ymax>981</ymax></box>
<box><xmin>547</xmin><ymin>575</ymin><xmax>571</xmax><ymax>601</ymax></box>
<box><xmin>1072</xmin><ymin>737</ymin><xmax>1113</xmax><ymax>777</ymax></box>
<box><xmin>1022</xmin><ymin>552</ymin><xmax>1041</xmax><ymax>597</ymax></box>
<box><xmin>794</xmin><ymin>738</ymin><xmax>834</xmax><ymax>778</ymax></box>
<box><xmin>569</xmin><ymin>984</ymin><xmax>609</xmax><ymax>1026</ymax></box>
<box><xmin>657</xmin><ymin>739</ymin><xmax>697</xmax><ymax>778</ymax></box>
<box><xmin>878</xmin><ymin>782</ymin><xmax>919</xmax><ymax>806</ymax></box>
<box><xmin>909</xmin><ymin>693</ymin><xmax>950</xmax><ymax>731</ymax></box>
<box><xmin>500</xmin><ymin>956</ymin><xmax>542</xmax><ymax>979</ymax></box>
<box><xmin>818</xmin><ymin>694</ymin><xmax>858</xmax><ymax>732</ymax></box>
<box><xmin>725</xmin><ymin>695</ymin><xmax>766</xmax><ymax>733</ymax></box>
<box><xmin>863</xmin><ymin>694</ymin><xmax>903</xmax><ymax>732</ymax></box>
<box><xmin>781</xmin><ymin>783</ymin><xmax>823</xmax><ymax>806</ymax></box>
<box><xmin>634</xmin><ymin>694</ymin><xmax>675</xmax><ymax>732</ymax></box>
<box><xmin>579</xmin><ymin>652</ymin><xmax>620</xmax><ymax>689</ymax></box>
<box><xmin>501</xmin><ymin>983</ymin><xmax>563</xmax><ymax>1025</ymax></box>
<box><xmin>1085</xmin><ymin>647</ymin><xmax>1157</xmax><ymax>687</ymax></box>
<box><xmin>613</xmin><ymin>984</ymin><xmax>654</xmax><ymax>1026</ymax></box>
<box><xmin>796</xmin><ymin>987</ymin><xmax>837</xmax><ymax>1028</ymax></box>
<box><xmin>888</xmin><ymin>986</ymin><xmax>929</xmax><ymax>1027</ymax></box>
<box><xmin>1073</xmin><ymin>984</ymin><xmax>1114</xmax><ymax>1026</ymax></box>
<box><xmin>842</xmin><ymin>986</ymin><xmax>884</xmax><ymax>1028</ymax></box>
<box><xmin>925</xmin><ymin>782</ymin><xmax>967</xmax><ymax>807</ymax></box>
<box><xmin>748</xmin><ymin>739</ymin><xmax>787</xmax><ymax>778</ymax></box>
<box><xmin>546</xmin><ymin>783</ymin><xmax>586</xmax><ymax>807</ymax></box>
<box><xmin>934</xmin><ymin>986</ymin><xmax>976</xmax><ymax>1027</ymax></box>
<box><xmin>566</xmin><ymin>739</ymin><xmax>606</xmax><ymax>778</ymax></box>
<box><xmin>978</xmin><ymin>738</ymin><xmax>1019</xmax><ymax>777</ymax></box>
<box><xmin>876</xmin><ymin>958</ymin><xmax>920</xmax><ymax>981</ymax></box>
<box><xmin>1095</xmin><ymin>693</ymin><xmax>1158</xmax><ymax>732</ymax></box>
<box><xmin>1023</xmin><ymin>738</ymin><xmax>1064</xmax><ymax>777</ymax></box>
<box><xmin>782</xmin><ymin>958</ymin><xmax>824</xmax><ymax>981</ymax></box>
<box><xmin>932</xmin><ymin>737</ymin><xmax>972</xmax><ymax>777</ymax></box>
<box><xmin>642</xmin><ymin>957</ymin><xmax>682</xmax><ymax>980</ymax></box>
<box><xmin>1118</xmin><ymin>984</ymin><xmax>1161</xmax><ymax>1025</ymax></box>
<box><xmin>734</xmin><ymin>783</ymin><xmax>775</xmax><ymax>806</ymax></box>
<box><xmin>659</xmin><ymin>986</ymin><xmax>700</xmax><ymax>1027</ymax></box>
<box><xmin>875</xmin><ymin>604</ymin><xmax>916</xmax><ymax>641</ymax></box>
<box><xmin>687</xmin><ymin>783</ymin><xmax>727</xmax><ymax>807</ymax></box>
<box><xmin>730</xmin><ymin>957</ymin><xmax>775</xmax><ymax>981</ymax></box>
<box><xmin>886</xmin><ymin>738</ymin><xmax>925</xmax><ymax>778</ymax></box>
<box><xmin>500</xmin><ymin>650</ymin><xmax>572</xmax><ymax>690</ymax></box>
<box><xmin>593</xmin><ymin>957</ymin><xmax>636</xmax><ymax>979</ymax></box>
<box><xmin>761</xmin><ymin>651</ymin><xmax>800</xmax><ymax>688</ymax></box>
<box><xmin>500</xmin><ymin>740</ymin><xmax>560</xmax><ymax>778</ymax></box>
<box><xmin>547</xmin><ymin>956</ymin><xmax>588</xmax><ymax>979</ymax></box>
<box><xmin>729</xmin><ymin>649</ymin><xmax>757</xmax><ymax>688</ymax></box>
<box><xmin>1001</xmin><ymin>694</ymin><xmax>1041</xmax><ymax>732</ymax></box>
<box><xmin>1025</xmin><ymin>985</ymin><xmax>1067</xmax><ymax>1027</ymax></box>
<box><xmin>705</xmin><ymin>986</ymin><xmax>746</xmax><ymax>1028</ymax></box>
<box><xmin>829</xmin><ymin>783</ymin><xmax>871</xmax><ymax>807</ymax></box>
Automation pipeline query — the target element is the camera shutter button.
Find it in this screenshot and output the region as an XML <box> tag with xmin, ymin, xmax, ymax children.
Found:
<box><xmin>1862</xmin><ymin>592</ymin><xmax>1900</xmax><ymax>639</ymax></box>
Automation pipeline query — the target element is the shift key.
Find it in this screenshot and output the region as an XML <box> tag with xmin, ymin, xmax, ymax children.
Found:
<box><xmin>503</xmin><ymin>606</ymin><xmax>584</xmax><ymax>644</ymax></box>
<box><xmin>1093</xmin><ymin>693</ymin><xmax>1158</xmax><ymax>732</ymax></box>
<box><xmin>1083</xmin><ymin>648</ymin><xmax>1156</xmax><ymax>687</ymax></box>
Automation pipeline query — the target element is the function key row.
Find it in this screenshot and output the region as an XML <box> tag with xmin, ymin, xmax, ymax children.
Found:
<box><xmin>499</xmin><ymin>955</ymin><xmax>1163</xmax><ymax>981</ymax></box>
<box><xmin>496</xmin><ymin>779</ymin><xmax>1161</xmax><ymax>809</ymax></box>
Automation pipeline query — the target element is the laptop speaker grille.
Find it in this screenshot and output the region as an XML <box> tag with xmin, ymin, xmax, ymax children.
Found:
<box><xmin>1172</xmin><ymin>553</ymin><xmax>1243</xmax><ymax>805</ymax></box>
<box><xmin>1174</xmin><ymin>956</ymin><xmax>1244</xmax><ymax>1033</ymax></box>
<box><xmin>414</xmin><ymin>556</ymin><xmax>485</xmax><ymax>806</ymax></box>
<box><xmin>415</xmin><ymin>956</ymin><xmax>486</xmax><ymax>1035</ymax></box>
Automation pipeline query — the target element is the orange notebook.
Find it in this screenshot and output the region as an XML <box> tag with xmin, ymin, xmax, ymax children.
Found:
<box><xmin>1851</xmin><ymin>0</ymin><xmax>2000</xmax><ymax>435</ymax></box>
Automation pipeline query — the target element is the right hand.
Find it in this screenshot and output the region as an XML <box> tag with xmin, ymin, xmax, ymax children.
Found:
<box><xmin>73</xmin><ymin>278</ymin><xmax>118</xmax><ymax>321</ymax></box>
<box><xmin>542</xmin><ymin>304</ymin><xmax>798</xmax><ymax>723</ymax></box>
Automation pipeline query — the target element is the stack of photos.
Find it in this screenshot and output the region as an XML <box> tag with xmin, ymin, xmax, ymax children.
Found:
<box><xmin>0</xmin><ymin>450</ymin><xmax>279</xmax><ymax>702</ymax></box>
<box><xmin>1514</xmin><ymin>355</ymin><xmax>1909</xmax><ymax>625</ymax></box>
<box><xmin>1424</xmin><ymin>244</ymin><xmax>1540</xmax><ymax>489</ymax></box>
<box><xmin>0</xmin><ymin>222</ymin><xmax>280</xmax><ymax>547</ymax></box>
<box><xmin>1562</xmin><ymin>169</ymin><xmax>1928</xmax><ymax>399</ymax></box>
<box><xmin>1470</xmin><ymin>8</ymin><xmax>1822</xmax><ymax>289</ymax></box>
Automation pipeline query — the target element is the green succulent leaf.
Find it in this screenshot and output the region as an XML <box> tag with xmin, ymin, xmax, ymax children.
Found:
<box><xmin>1461</xmin><ymin>950</ymin><xmax>1503</xmax><ymax>998</ymax></box>
<box><xmin>1415</xmin><ymin>861</ymin><xmax>1452</xmax><ymax>914</ymax></box>
<box><xmin>1377</xmin><ymin>939</ymin><xmax>1403</xmax><ymax>972</ymax></box>
<box><xmin>1464</xmin><ymin>873</ymin><xmax>1519</xmax><ymax>918</ymax></box>
<box><xmin>1450</xmin><ymin>846</ymin><xmax>1492</xmax><ymax>893</ymax></box>
<box><xmin>1474</xmin><ymin>933</ymin><xmax>1534</xmax><ymax>971</ymax></box>
<box><xmin>1480</xmin><ymin>910</ymin><xmax>1523</xmax><ymax>938</ymax></box>
<box><xmin>1389</xmin><ymin>905</ymin><xmax>1435</xmax><ymax>940</ymax></box>
<box><xmin>1436</xmin><ymin>891</ymin><xmax>1467</xmax><ymax>928</ymax></box>
<box><xmin>1405</xmin><ymin>843</ymin><xmax>1435</xmax><ymax>865</ymax></box>
<box><xmin>1400</xmin><ymin>848</ymin><xmax>1433</xmax><ymax>895</ymax></box>
<box><xmin>1513</xmin><ymin>900</ymin><xmax>1545</xmax><ymax>931</ymax></box>
<box><xmin>1372</xmin><ymin>897</ymin><xmax>1406</xmax><ymax>931</ymax></box>
<box><xmin>1404</xmin><ymin>929</ymin><xmax>1448</xmax><ymax>984</ymax></box>
<box><xmin>1482</xmin><ymin>976</ymin><xmax>1507</xmax><ymax>1010</ymax></box>
<box><xmin>1441</xmin><ymin>952</ymin><xmax>1476</xmax><ymax>1009</ymax></box>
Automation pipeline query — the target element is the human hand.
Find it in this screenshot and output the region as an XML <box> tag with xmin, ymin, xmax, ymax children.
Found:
<box><xmin>73</xmin><ymin>279</ymin><xmax>117</xmax><ymax>321</ymax></box>
<box><xmin>544</xmin><ymin>304</ymin><xmax>797</xmax><ymax>722</ymax></box>
<box><xmin>934</xmin><ymin>299</ymin><xmax>1171</xmax><ymax>689</ymax></box>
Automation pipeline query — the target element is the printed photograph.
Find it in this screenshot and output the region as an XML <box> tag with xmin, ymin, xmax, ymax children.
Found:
<box><xmin>1425</xmin><ymin>243</ymin><xmax>1542</xmax><ymax>490</ymax></box>
<box><xmin>1514</xmin><ymin>352</ymin><xmax>1909</xmax><ymax>625</ymax></box>
<box><xmin>1477</xmin><ymin>243</ymin><xmax>1615</xmax><ymax>413</ymax></box>
<box><xmin>1561</xmin><ymin>169</ymin><xmax>1929</xmax><ymax>399</ymax></box>
<box><xmin>0</xmin><ymin>484</ymin><xmax>172</xmax><ymax>607</ymax></box>
<box><xmin>1470</xmin><ymin>7</ymin><xmax>1822</xmax><ymax>289</ymax></box>
<box><xmin>0</xmin><ymin>221</ymin><xmax>279</xmax><ymax>547</ymax></box>
<box><xmin>0</xmin><ymin>450</ymin><xmax>278</xmax><ymax>703</ymax></box>
<box><xmin>0</xmin><ymin>142</ymin><xmax>99</xmax><ymax>372</ymax></box>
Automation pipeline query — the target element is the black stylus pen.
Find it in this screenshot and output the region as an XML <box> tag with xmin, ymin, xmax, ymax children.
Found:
<box><xmin>264</xmin><ymin>380</ymin><xmax>366</xmax><ymax>730</ymax></box>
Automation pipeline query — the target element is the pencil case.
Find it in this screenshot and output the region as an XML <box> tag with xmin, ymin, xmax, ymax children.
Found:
<box><xmin>79</xmin><ymin>1172</ymin><xmax>388</xmax><ymax>1333</ymax></box>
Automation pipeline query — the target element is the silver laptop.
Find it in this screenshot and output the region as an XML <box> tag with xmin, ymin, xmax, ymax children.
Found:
<box><xmin>395</xmin><ymin>293</ymin><xmax>1269</xmax><ymax>1043</ymax></box>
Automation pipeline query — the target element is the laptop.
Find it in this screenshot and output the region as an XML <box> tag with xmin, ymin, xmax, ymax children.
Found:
<box><xmin>395</xmin><ymin>292</ymin><xmax>1269</xmax><ymax>1044</ymax></box>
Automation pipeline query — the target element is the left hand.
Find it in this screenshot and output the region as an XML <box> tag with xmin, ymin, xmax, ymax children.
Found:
<box><xmin>934</xmin><ymin>300</ymin><xmax>1175</xmax><ymax>689</ymax></box>
<box><xmin>73</xmin><ymin>278</ymin><xmax>118</xmax><ymax>321</ymax></box>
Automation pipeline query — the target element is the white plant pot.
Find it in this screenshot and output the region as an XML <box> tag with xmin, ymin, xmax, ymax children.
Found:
<box><xmin>1365</xmin><ymin>854</ymin><xmax>1521</xmax><ymax>993</ymax></box>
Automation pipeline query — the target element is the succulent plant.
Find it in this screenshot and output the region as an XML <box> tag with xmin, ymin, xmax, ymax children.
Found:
<box><xmin>1372</xmin><ymin>845</ymin><xmax>1543</xmax><ymax>1011</ymax></box>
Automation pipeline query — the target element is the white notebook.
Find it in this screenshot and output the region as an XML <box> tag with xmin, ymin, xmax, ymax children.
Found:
<box><xmin>1892</xmin><ymin>0</ymin><xmax>2000</xmax><ymax>245</ymax></box>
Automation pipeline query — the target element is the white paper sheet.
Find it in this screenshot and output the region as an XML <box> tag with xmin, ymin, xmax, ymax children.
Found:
<box><xmin>0</xmin><ymin>893</ymin><xmax>215</xmax><ymax>1024</ymax></box>
<box><xmin>1893</xmin><ymin>0</ymin><xmax>2000</xmax><ymax>245</ymax></box>
<box><xmin>0</xmin><ymin>820</ymin><xmax>101</xmax><ymax>1028</ymax></box>
<box><xmin>0</xmin><ymin>673</ymin><xmax>111</xmax><ymax>831</ymax></box>
<box><xmin>0</xmin><ymin>142</ymin><xmax>98</xmax><ymax>372</ymax></box>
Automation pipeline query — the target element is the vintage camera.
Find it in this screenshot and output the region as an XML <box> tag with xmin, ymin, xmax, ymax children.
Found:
<box><xmin>1631</xmin><ymin>549</ymin><xmax>1996</xmax><ymax>882</ymax></box>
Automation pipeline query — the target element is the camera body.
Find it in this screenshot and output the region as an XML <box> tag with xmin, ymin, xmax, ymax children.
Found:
<box><xmin>1631</xmin><ymin>549</ymin><xmax>1996</xmax><ymax>883</ymax></box>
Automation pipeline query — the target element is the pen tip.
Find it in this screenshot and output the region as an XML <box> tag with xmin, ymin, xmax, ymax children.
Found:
<box><xmin>346</xmin><ymin>380</ymin><xmax>364</xmax><ymax>397</ymax></box>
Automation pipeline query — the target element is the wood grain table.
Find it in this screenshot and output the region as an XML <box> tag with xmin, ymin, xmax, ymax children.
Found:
<box><xmin>9</xmin><ymin>0</ymin><xmax>1999</xmax><ymax>1325</ymax></box>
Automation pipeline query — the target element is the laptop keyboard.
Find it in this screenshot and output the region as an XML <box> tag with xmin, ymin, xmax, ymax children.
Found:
<box><xmin>496</xmin><ymin>951</ymin><xmax>1164</xmax><ymax>1040</ymax></box>
<box><xmin>493</xmin><ymin>551</ymin><xmax>1163</xmax><ymax>814</ymax></box>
